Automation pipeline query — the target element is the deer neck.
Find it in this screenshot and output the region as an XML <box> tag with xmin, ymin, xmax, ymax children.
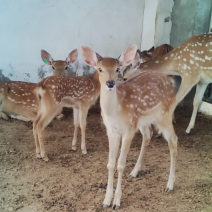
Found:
<box><xmin>100</xmin><ymin>85</ymin><xmax>118</xmax><ymax>116</ymax></box>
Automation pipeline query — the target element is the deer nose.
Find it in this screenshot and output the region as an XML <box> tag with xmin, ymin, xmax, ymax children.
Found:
<box><xmin>106</xmin><ymin>80</ymin><xmax>115</xmax><ymax>88</ymax></box>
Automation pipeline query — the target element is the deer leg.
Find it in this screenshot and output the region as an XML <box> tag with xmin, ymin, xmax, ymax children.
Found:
<box><xmin>175</xmin><ymin>77</ymin><xmax>199</xmax><ymax>105</ymax></box>
<box><xmin>79</xmin><ymin>106</ymin><xmax>89</xmax><ymax>154</ymax></box>
<box><xmin>9</xmin><ymin>114</ymin><xmax>31</xmax><ymax>122</ymax></box>
<box><xmin>36</xmin><ymin>108</ymin><xmax>58</xmax><ymax>161</ymax></box>
<box><xmin>33</xmin><ymin>121</ymin><xmax>41</xmax><ymax>158</ymax></box>
<box><xmin>112</xmin><ymin>131</ymin><xmax>134</xmax><ymax>210</ymax></box>
<box><xmin>209</xmin><ymin>84</ymin><xmax>212</xmax><ymax>100</ymax></box>
<box><xmin>72</xmin><ymin>108</ymin><xmax>79</xmax><ymax>151</ymax></box>
<box><xmin>32</xmin><ymin>111</ymin><xmax>43</xmax><ymax>159</ymax></box>
<box><xmin>56</xmin><ymin>113</ymin><xmax>64</xmax><ymax>120</ymax></box>
<box><xmin>185</xmin><ymin>83</ymin><xmax>208</xmax><ymax>134</ymax></box>
<box><xmin>161</xmin><ymin>124</ymin><xmax>178</xmax><ymax>192</ymax></box>
<box><xmin>130</xmin><ymin>125</ymin><xmax>152</xmax><ymax>178</ymax></box>
<box><xmin>103</xmin><ymin>130</ymin><xmax>121</xmax><ymax>208</ymax></box>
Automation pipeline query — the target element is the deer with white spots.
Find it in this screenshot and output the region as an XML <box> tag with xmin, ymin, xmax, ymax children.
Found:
<box><xmin>0</xmin><ymin>49</ymin><xmax>77</xmax><ymax>121</ymax></box>
<box><xmin>33</xmin><ymin>63</ymin><xmax>100</xmax><ymax>161</ymax></box>
<box><xmin>123</xmin><ymin>34</ymin><xmax>212</xmax><ymax>134</ymax></box>
<box><xmin>81</xmin><ymin>45</ymin><xmax>178</xmax><ymax>209</ymax></box>
<box><xmin>123</xmin><ymin>44</ymin><xmax>174</xmax><ymax>81</ymax></box>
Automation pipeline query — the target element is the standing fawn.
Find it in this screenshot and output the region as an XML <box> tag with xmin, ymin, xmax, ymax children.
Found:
<box><xmin>0</xmin><ymin>49</ymin><xmax>77</xmax><ymax>121</ymax></box>
<box><xmin>81</xmin><ymin>45</ymin><xmax>177</xmax><ymax>209</ymax></box>
<box><xmin>33</xmin><ymin>61</ymin><xmax>100</xmax><ymax>161</ymax></box>
<box><xmin>123</xmin><ymin>34</ymin><xmax>212</xmax><ymax>134</ymax></box>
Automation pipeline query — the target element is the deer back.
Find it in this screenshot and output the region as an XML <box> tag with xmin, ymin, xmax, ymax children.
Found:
<box><xmin>117</xmin><ymin>71</ymin><xmax>175</xmax><ymax>126</ymax></box>
<box><xmin>0</xmin><ymin>81</ymin><xmax>38</xmax><ymax>119</ymax></box>
<box><xmin>139</xmin><ymin>34</ymin><xmax>212</xmax><ymax>78</ymax></box>
<box><xmin>36</xmin><ymin>72</ymin><xmax>100</xmax><ymax>108</ymax></box>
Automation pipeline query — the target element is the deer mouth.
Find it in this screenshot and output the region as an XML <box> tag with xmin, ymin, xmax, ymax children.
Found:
<box><xmin>106</xmin><ymin>80</ymin><xmax>115</xmax><ymax>91</ymax></box>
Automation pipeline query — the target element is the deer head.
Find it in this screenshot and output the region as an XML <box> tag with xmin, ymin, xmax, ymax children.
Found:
<box><xmin>80</xmin><ymin>45</ymin><xmax>137</xmax><ymax>91</ymax></box>
<box><xmin>41</xmin><ymin>49</ymin><xmax>78</xmax><ymax>76</ymax></box>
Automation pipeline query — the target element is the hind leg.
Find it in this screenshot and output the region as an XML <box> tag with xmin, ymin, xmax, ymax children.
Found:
<box><xmin>33</xmin><ymin>121</ymin><xmax>41</xmax><ymax>159</ymax></box>
<box><xmin>185</xmin><ymin>83</ymin><xmax>208</xmax><ymax>134</ymax></box>
<box><xmin>160</xmin><ymin>123</ymin><xmax>178</xmax><ymax>191</ymax></box>
<box><xmin>130</xmin><ymin>125</ymin><xmax>153</xmax><ymax>178</ymax></box>
<box><xmin>35</xmin><ymin>107</ymin><xmax>58</xmax><ymax>161</ymax></box>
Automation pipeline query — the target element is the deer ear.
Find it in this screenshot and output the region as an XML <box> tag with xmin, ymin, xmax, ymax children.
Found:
<box><xmin>80</xmin><ymin>45</ymin><xmax>102</xmax><ymax>67</ymax></box>
<box><xmin>118</xmin><ymin>44</ymin><xmax>137</xmax><ymax>67</ymax></box>
<box><xmin>132</xmin><ymin>51</ymin><xmax>141</xmax><ymax>70</ymax></box>
<box><xmin>66</xmin><ymin>49</ymin><xmax>78</xmax><ymax>65</ymax></box>
<box><xmin>148</xmin><ymin>46</ymin><xmax>154</xmax><ymax>53</ymax></box>
<box><xmin>41</xmin><ymin>50</ymin><xmax>53</xmax><ymax>65</ymax></box>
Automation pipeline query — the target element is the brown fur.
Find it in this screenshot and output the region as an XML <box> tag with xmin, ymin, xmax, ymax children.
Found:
<box><xmin>140</xmin><ymin>44</ymin><xmax>174</xmax><ymax>62</ymax></box>
<box><xmin>0</xmin><ymin>82</ymin><xmax>37</xmax><ymax>120</ymax></box>
<box><xmin>33</xmin><ymin>71</ymin><xmax>101</xmax><ymax>161</ymax></box>
<box><xmin>0</xmin><ymin>50</ymin><xmax>77</xmax><ymax>121</ymax></box>
<box><xmin>123</xmin><ymin>44</ymin><xmax>174</xmax><ymax>78</ymax></box>
<box><xmin>132</xmin><ymin>34</ymin><xmax>212</xmax><ymax>133</ymax></box>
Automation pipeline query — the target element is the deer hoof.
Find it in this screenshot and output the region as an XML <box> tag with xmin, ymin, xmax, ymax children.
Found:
<box><xmin>112</xmin><ymin>204</ymin><xmax>120</xmax><ymax>210</ymax></box>
<box><xmin>128</xmin><ymin>175</ymin><xmax>135</xmax><ymax>181</ymax></box>
<box><xmin>71</xmin><ymin>146</ymin><xmax>77</xmax><ymax>151</ymax></box>
<box><xmin>36</xmin><ymin>153</ymin><xmax>42</xmax><ymax>159</ymax></box>
<box><xmin>56</xmin><ymin>113</ymin><xmax>64</xmax><ymax>120</ymax></box>
<box><xmin>165</xmin><ymin>187</ymin><xmax>173</xmax><ymax>192</ymax></box>
<box><xmin>103</xmin><ymin>204</ymin><xmax>110</xmax><ymax>208</ymax></box>
<box><xmin>185</xmin><ymin>129</ymin><xmax>192</xmax><ymax>135</ymax></box>
<box><xmin>155</xmin><ymin>133</ymin><xmax>162</xmax><ymax>139</ymax></box>
<box><xmin>42</xmin><ymin>156</ymin><xmax>49</xmax><ymax>162</ymax></box>
<box><xmin>82</xmin><ymin>149</ymin><xmax>87</xmax><ymax>155</ymax></box>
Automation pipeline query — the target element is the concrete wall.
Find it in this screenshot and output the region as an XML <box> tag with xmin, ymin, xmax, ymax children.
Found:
<box><xmin>141</xmin><ymin>0</ymin><xmax>174</xmax><ymax>50</ymax></box>
<box><xmin>154</xmin><ymin>0</ymin><xmax>174</xmax><ymax>47</ymax></box>
<box><xmin>0</xmin><ymin>0</ymin><xmax>145</xmax><ymax>82</ymax></box>
<box><xmin>171</xmin><ymin>0</ymin><xmax>212</xmax><ymax>48</ymax></box>
<box><xmin>170</xmin><ymin>0</ymin><xmax>212</xmax><ymax>108</ymax></box>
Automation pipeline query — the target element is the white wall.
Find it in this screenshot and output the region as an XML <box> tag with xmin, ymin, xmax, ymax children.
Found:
<box><xmin>0</xmin><ymin>0</ymin><xmax>144</xmax><ymax>82</ymax></box>
<box><xmin>0</xmin><ymin>0</ymin><xmax>173</xmax><ymax>83</ymax></box>
<box><xmin>141</xmin><ymin>0</ymin><xmax>174</xmax><ymax>50</ymax></box>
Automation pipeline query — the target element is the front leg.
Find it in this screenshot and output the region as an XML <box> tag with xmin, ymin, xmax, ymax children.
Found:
<box><xmin>113</xmin><ymin>130</ymin><xmax>134</xmax><ymax>210</ymax></box>
<box><xmin>33</xmin><ymin>122</ymin><xmax>41</xmax><ymax>159</ymax></box>
<box><xmin>72</xmin><ymin>108</ymin><xmax>79</xmax><ymax>151</ymax></box>
<box><xmin>79</xmin><ymin>106</ymin><xmax>89</xmax><ymax>154</ymax></box>
<box><xmin>103</xmin><ymin>130</ymin><xmax>121</xmax><ymax>208</ymax></box>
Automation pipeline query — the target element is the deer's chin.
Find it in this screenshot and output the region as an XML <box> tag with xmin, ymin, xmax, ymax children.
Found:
<box><xmin>106</xmin><ymin>85</ymin><xmax>115</xmax><ymax>91</ymax></box>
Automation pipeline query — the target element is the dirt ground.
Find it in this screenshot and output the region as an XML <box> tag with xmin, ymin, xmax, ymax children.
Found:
<box><xmin>0</xmin><ymin>105</ymin><xmax>212</xmax><ymax>212</ymax></box>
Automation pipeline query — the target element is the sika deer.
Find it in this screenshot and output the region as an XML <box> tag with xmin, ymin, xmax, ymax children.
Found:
<box><xmin>123</xmin><ymin>34</ymin><xmax>212</xmax><ymax>134</ymax></box>
<box><xmin>123</xmin><ymin>44</ymin><xmax>174</xmax><ymax>80</ymax></box>
<box><xmin>0</xmin><ymin>49</ymin><xmax>77</xmax><ymax>121</ymax></box>
<box><xmin>33</xmin><ymin>64</ymin><xmax>100</xmax><ymax>161</ymax></box>
<box><xmin>81</xmin><ymin>45</ymin><xmax>177</xmax><ymax>209</ymax></box>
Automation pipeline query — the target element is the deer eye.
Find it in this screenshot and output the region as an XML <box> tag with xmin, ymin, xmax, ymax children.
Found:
<box><xmin>99</xmin><ymin>68</ymin><xmax>102</xmax><ymax>72</ymax></box>
<box><xmin>65</xmin><ymin>67</ymin><xmax>68</xmax><ymax>70</ymax></box>
<box><xmin>52</xmin><ymin>66</ymin><xmax>55</xmax><ymax>70</ymax></box>
<box><xmin>116</xmin><ymin>68</ymin><xmax>120</xmax><ymax>73</ymax></box>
